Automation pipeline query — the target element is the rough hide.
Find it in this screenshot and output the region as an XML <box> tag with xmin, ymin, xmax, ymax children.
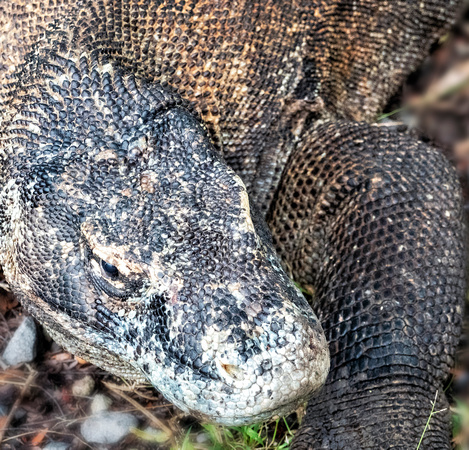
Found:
<box><xmin>0</xmin><ymin>0</ymin><xmax>466</xmax><ymax>447</ymax></box>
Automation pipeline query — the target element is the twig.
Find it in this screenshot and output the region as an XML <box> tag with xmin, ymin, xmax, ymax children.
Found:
<box><xmin>416</xmin><ymin>390</ymin><xmax>447</xmax><ymax>450</ymax></box>
<box><xmin>103</xmin><ymin>381</ymin><xmax>177</xmax><ymax>445</ymax></box>
<box><xmin>0</xmin><ymin>373</ymin><xmax>65</xmax><ymax>417</ymax></box>
<box><xmin>2</xmin><ymin>429</ymin><xmax>93</xmax><ymax>448</ymax></box>
<box><xmin>0</xmin><ymin>369</ymin><xmax>36</xmax><ymax>444</ymax></box>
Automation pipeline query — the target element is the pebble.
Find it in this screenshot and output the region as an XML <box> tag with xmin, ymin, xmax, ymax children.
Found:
<box><xmin>71</xmin><ymin>375</ymin><xmax>95</xmax><ymax>397</ymax></box>
<box><xmin>2</xmin><ymin>316</ymin><xmax>37</xmax><ymax>366</ymax></box>
<box><xmin>81</xmin><ymin>411</ymin><xmax>138</xmax><ymax>444</ymax></box>
<box><xmin>196</xmin><ymin>432</ymin><xmax>210</xmax><ymax>443</ymax></box>
<box><xmin>43</xmin><ymin>442</ymin><xmax>70</xmax><ymax>450</ymax></box>
<box><xmin>90</xmin><ymin>393</ymin><xmax>112</xmax><ymax>414</ymax></box>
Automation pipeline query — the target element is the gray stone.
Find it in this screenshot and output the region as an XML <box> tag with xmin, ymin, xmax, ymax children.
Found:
<box><xmin>196</xmin><ymin>432</ymin><xmax>210</xmax><ymax>444</ymax></box>
<box><xmin>2</xmin><ymin>317</ymin><xmax>37</xmax><ymax>366</ymax></box>
<box><xmin>43</xmin><ymin>441</ymin><xmax>70</xmax><ymax>450</ymax></box>
<box><xmin>71</xmin><ymin>375</ymin><xmax>95</xmax><ymax>397</ymax></box>
<box><xmin>81</xmin><ymin>411</ymin><xmax>138</xmax><ymax>444</ymax></box>
<box><xmin>90</xmin><ymin>394</ymin><xmax>112</xmax><ymax>414</ymax></box>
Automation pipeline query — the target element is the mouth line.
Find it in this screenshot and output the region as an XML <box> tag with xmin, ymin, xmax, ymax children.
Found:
<box><xmin>143</xmin><ymin>358</ymin><xmax>311</xmax><ymax>418</ymax></box>
<box><xmin>200</xmin><ymin>396</ymin><xmax>306</xmax><ymax>426</ymax></box>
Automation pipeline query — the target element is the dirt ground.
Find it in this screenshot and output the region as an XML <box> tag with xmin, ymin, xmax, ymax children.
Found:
<box><xmin>0</xmin><ymin>4</ymin><xmax>468</xmax><ymax>450</ymax></box>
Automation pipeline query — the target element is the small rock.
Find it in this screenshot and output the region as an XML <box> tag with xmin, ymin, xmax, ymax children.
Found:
<box><xmin>71</xmin><ymin>375</ymin><xmax>95</xmax><ymax>397</ymax></box>
<box><xmin>90</xmin><ymin>394</ymin><xmax>112</xmax><ymax>414</ymax></box>
<box><xmin>196</xmin><ymin>432</ymin><xmax>210</xmax><ymax>444</ymax></box>
<box><xmin>81</xmin><ymin>411</ymin><xmax>138</xmax><ymax>444</ymax></box>
<box><xmin>43</xmin><ymin>442</ymin><xmax>70</xmax><ymax>450</ymax></box>
<box><xmin>0</xmin><ymin>404</ymin><xmax>7</xmax><ymax>416</ymax></box>
<box><xmin>2</xmin><ymin>317</ymin><xmax>37</xmax><ymax>366</ymax></box>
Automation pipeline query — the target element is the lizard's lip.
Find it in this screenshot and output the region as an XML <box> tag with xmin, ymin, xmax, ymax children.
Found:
<box><xmin>139</xmin><ymin>301</ymin><xmax>330</xmax><ymax>425</ymax></box>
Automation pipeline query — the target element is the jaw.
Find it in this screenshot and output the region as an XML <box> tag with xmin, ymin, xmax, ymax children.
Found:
<box><xmin>139</xmin><ymin>299</ymin><xmax>330</xmax><ymax>426</ymax></box>
<box><xmin>13</xmin><ymin>265</ymin><xmax>330</xmax><ymax>425</ymax></box>
<box><xmin>1</xmin><ymin>108</ymin><xmax>331</xmax><ymax>424</ymax></box>
<box><xmin>142</xmin><ymin>342</ymin><xmax>330</xmax><ymax>426</ymax></box>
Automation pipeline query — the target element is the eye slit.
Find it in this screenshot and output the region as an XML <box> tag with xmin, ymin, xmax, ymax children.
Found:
<box><xmin>101</xmin><ymin>260</ymin><xmax>119</xmax><ymax>278</ymax></box>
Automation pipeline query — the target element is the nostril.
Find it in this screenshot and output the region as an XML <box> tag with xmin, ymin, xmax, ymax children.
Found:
<box><xmin>308</xmin><ymin>328</ymin><xmax>325</xmax><ymax>352</ymax></box>
<box><xmin>216</xmin><ymin>359</ymin><xmax>244</xmax><ymax>380</ymax></box>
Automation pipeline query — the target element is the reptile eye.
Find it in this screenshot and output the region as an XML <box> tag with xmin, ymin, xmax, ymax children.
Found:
<box><xmin>101</xmin><ymin>260</ymin><xmax>119</xmax><ymax>278</ymax></box>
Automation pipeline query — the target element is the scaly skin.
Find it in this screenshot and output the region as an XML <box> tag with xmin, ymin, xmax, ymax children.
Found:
<box><xmin>269</xmin><ymin>122</ymin><xmax>466</xmax><ymax>448</ymax></box>
<box><xmin>0</xmin><ymin>0</ymin><xmax>466</xmax><ymax>447</ymax></box>
<box><xmin>0</xmin><ymin>64</ymin><xmax>330</xmax><ymax>425</ymax></box>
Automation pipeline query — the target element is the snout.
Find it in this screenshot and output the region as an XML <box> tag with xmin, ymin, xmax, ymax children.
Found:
<box><xmin>204</xmin><ymin>301</ymin><xmax>330</xmax><ymax>425</ymax></box>
<box><xmin>140</xmin><ymin>283</ymin><xmax>330</xmax><ymax>425</ymax></box>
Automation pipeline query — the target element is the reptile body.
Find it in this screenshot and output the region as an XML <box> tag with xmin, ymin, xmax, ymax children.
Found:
<box><xmin>0</xmin><ymin>1</ymin><xmax>466</xmax><ymax>448</ymax></box>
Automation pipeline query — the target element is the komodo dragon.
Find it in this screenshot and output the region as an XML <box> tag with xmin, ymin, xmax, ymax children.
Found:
<box><xmin>0</xmin><ymin>0</ymin><xmax>466</xmax><ymax>448</ymax></box>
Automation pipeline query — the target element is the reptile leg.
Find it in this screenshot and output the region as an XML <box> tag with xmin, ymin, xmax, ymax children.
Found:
<box><xmin>268</xmin><ymin>121</ymin><xmax>466</xmax><ymax>449</ymax></box>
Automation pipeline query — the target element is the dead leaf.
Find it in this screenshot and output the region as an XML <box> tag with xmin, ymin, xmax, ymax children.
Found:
<box><xmin>51</xmin><ymin>352</ymin><xmax>72</xmax><ymax>361</ymax></box>
<box><xmin>30</xmin><ymin>429</ymin><xmax>48</xmax><ymax>446</ymax></box>
<box><xmin>74</xmin><ymin>356</ymin><xmax>88</xmax><ymax>365</ymax></box>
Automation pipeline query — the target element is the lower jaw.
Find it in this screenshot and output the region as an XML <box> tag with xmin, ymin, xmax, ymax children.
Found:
<box><xmin>176</xmin><ymin>396</ymin><xmax>307</xmax><ymax>426</ymax></box>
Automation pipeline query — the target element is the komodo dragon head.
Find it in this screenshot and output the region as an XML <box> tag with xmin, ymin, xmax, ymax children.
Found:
<box><xmin>0</xmin><ymin>63</ymin><xmax>329</xmax><ymax>424</ymax></box>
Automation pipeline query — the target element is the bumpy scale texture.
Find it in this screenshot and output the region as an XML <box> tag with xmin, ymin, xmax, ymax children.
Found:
<box><xmin>0</xmin><ymin>0</ymin><xmax>466</xmax><ymax>448</ymax></box>
<box><xmin>268</xmin><ymin>122</ymin><xmax>466</xmax><ymax>448</ymax></box>
<box><xmin>0</xmin><ymin>50</ymin><xmax>330</xmax><ymax>425</ymax></box>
